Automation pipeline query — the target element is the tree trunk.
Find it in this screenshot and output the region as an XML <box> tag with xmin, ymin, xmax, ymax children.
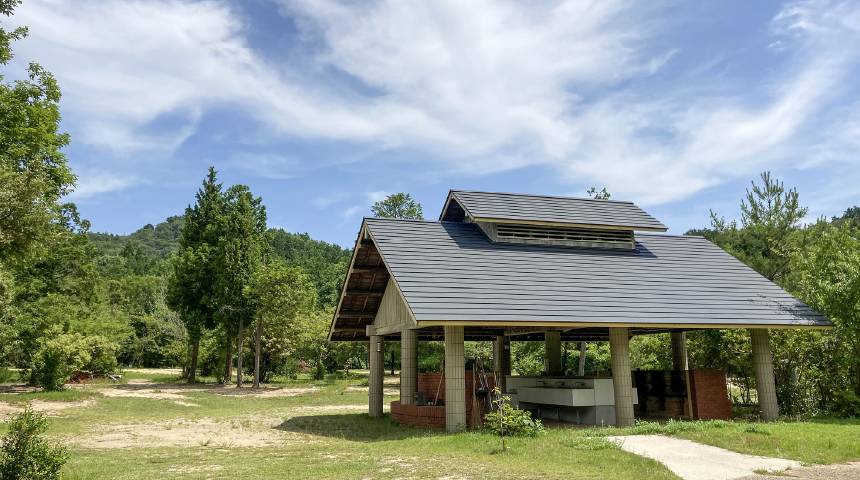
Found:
<box><xmin>237</xmin><ymin>314</ymin><xmax>244</xmax><ymax>388</ymax></box>
<box><xmin>390</xmin><ymin>349</ymin><xmax>395</xmax><ymax>376</ymax></box>
<box><xmin>578</xmin><ymin>342</ymin><xmax>587</xmax><ymax>376</ymax></box>
<box><xmin>189</xmin><ymin>339</ymin><xmax>199</xmax><ymax>383</ymax></box>
<box><xmin>316</xmin><ymin>349</ymin><xmax>324</xmax><ymax>380</ymax></box>
<box><xmin>253</xmin><ymin>313</ymin><xmax>262</xmax><ymax>389</ymax></box>
<box><xmin>225</xmin><ymin>337</ymin><xmax>233</xmax><ymax>384</ymax></box>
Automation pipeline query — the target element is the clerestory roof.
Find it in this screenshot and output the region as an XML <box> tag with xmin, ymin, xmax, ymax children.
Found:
<box><xmin>440</xmin><ymin>190</ymin><xmax>668</xmax><ymax>232</ymax></box>
<box><xmin>329</xmin><ymin>217</ymin><xmax>831</xmax><ymax>341</ymax></box>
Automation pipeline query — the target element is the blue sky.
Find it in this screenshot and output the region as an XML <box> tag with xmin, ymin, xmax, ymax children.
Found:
<box><xmin>9</xmin><ymin>0</ymin><xmax>860</xmax><ymax>247</ymax></box>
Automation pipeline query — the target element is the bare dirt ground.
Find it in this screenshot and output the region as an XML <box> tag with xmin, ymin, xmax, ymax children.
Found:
<box><xmin>0</xmin><ymin>399</ymin><xmax>95</xmax><ymax>417</ymax></box>
<box><xmin>71</xmin><ymin>418</ymin><xmax>313</xmax><ymax>449</ymax></box>
<box><xmin>88</xmin><ymin>382</ymin><xmax>320</xmax><ymax>401</ymax></box>
<box><xmin>736</xmin><ymin>462</ymin><xmax>860</xmax><ymax>480</ymax></box>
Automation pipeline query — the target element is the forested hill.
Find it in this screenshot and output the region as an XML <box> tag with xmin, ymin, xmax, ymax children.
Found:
<box><xmin>88</xmin><ymin>216</ymin><xmax>352</xmax><ymax>307</ymax></box>
<box><xmin>89</xmin><ymin>215</ymin><xmax>186</xmax><ymax>259</ymax></box>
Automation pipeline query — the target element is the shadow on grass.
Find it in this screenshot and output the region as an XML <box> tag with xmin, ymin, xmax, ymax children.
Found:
<box><xmin>275</xmin><ymin>413</ymin><xmax>442</xmax><ymax>442</ymax></box>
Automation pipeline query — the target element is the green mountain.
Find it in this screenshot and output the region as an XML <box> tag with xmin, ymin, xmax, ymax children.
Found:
<box><xmin>89</xmin><ymin>216</ymin><xmax>352</xmax><ymax>307</ymax></box>
<box><xmin>89</xmin><ymin>216</ymin><xmax>186</xmax><ymax>259</ymax></box>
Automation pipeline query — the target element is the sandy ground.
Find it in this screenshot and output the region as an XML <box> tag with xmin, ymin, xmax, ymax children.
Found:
<box><xmin>0</xmin><ymin>399</ymin><xmax>95</xmax><ymax>417</ymax></box>
<box><xmin>71</xmin><ymin>418</ymin><xmax>312</xmax><ymax>449</ymax></box>
<box><xmin>736</xmin><ymin>462</ymin><xmax>860</xmax><ymax>480</ymax></box>
<box><xmin>90</xmin><ymin>383</ymin><xmax>320</xmax><ymax>403</ymax></box>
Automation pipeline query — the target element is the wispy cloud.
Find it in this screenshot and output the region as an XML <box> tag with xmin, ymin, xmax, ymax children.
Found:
<box><xmin>66</xmin><ymin>170</ymin><xmax>137</xmax><ymax>199</ymax></box>
<box><xmin>13</xmin><ymin>0</ymin><xmax>860</xmax><ymax>205</ymax></box>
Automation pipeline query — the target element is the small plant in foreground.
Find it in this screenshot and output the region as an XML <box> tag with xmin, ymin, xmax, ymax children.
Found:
<box><xmin>484</xmin><ymin>389</ymin><xmax>545</xmax><ymax>441</ymax></box>
<box><xmin>0</xmin><ymin>406</ymin><xmax>68</xmax><ymax>480</ymax></box>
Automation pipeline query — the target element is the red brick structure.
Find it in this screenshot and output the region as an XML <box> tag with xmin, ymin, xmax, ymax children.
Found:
<box><xmin>391</xmin><ymin>371</ymin><xmax>495</xmax><ymax>429</ymax></box>
<box><xmin>689</xmin><ymin>370</ymin><xmax>733</xmax><ymax>420</ymax></box>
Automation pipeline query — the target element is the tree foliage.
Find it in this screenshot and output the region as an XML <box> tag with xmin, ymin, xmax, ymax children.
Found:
<box><xmin>371</xmin><ymin>193</ymin><xmax>424</xmax><ymax>220</ymax></box>
<box><xmin>244</xmin><ymin>263</ymin><xmax>316</xmax><ymax>386</ymax></box>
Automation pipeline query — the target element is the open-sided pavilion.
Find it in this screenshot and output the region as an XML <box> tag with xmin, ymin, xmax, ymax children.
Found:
<box><xmin>329</xmin><ymin>190</ymin><xmax>832</xmax><ymax>432</ymax></box>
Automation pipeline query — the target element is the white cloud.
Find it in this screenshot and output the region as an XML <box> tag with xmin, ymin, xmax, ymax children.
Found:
<box><xmin>66</xmin><ymin>170</ymin><xmax>137</xmax><ymax>199</ymax></box>
<box><xmin>341</xmin><ymin>190</ymin><xmax>390</xmax><ymax>220</ymax></box>
<box><xmin>13</xmin><ymin>0</ymin><xmax>860</xmax><ymax>204</ymax></box>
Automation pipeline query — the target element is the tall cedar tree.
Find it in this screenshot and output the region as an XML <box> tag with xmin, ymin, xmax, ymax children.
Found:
<box><xmin>213</xmin><ymin>186</ymin><xmax>267</xmax><ymax>388</ymax></box>
<box><xmin>244</xmin><ymin>263</ymin><xmax>316</xmax><ymax>388</ymax></box>
<box><xmin>167</xmin><ymin>168</ymin><xmax>223</xmax><ymax>382</ymax></box>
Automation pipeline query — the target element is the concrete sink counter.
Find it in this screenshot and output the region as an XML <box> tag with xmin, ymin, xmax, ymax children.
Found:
<box><xmin>505</xmin><ymin>376</ymin><xmax>637</xmax><ymax>426</ymax></box>
<box><xmin>517</xmin><ymin>386</ymin><xmax>596</xmax><ymax>407</ymax></box>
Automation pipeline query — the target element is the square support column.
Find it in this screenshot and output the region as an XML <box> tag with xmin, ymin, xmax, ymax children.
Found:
<box><xmin>545</xmin><ymin>330</ymin><xmax>563</xmax><ymax>376</ymax></box>
<box><xmin>368</xmin><ymin>327</ymin><xmax>384</xmax><ymax>418</ymax></box>
<box><xmin>670</xmin><ymin>332</ymin><xmax>689</xmax><ymax>371</ymax></box>
<box><xmin>444</xmin><ymin>326</ymin><xmax>466</xmax><ymax>432</ymax></box>
<box><xmin>400</xmin><ymin>328</ymin><xmax>418</xmax><ymax>406</ymax></box>
<box><xmin>609</xmin><ymin>327</ymin><xmax>635</xmax><ymax>428</ymax></box>
<box><xmin>750</xmin><ymin>329</ymin><xmax>779</xmax><ymax>421</ymax></box>
<box><xmin>494</xmin><ymin>335</ymin><xmax>511</xmax><ymax>393</ymax></box>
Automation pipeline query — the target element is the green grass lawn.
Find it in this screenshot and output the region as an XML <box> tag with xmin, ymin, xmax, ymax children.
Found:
<box><xmin>1</xmin><ymin>371</ymin><xmax>858</xmax><ymax>479</ymax></box>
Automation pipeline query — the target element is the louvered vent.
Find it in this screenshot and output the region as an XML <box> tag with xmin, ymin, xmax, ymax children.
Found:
<box><xmin>488</xmin><ymin>223</ymin><xmax>635</xmax><ymax>249</ymax></box>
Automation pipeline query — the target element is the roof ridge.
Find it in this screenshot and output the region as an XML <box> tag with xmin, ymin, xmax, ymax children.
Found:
<box><xmin>451</xmin><ymin>189</ymin><xmax>636</xmax><ymax>205</ymax></box>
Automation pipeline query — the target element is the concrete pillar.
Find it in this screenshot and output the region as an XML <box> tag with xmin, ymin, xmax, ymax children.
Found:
<box><xmin>444</xmin><ymin>326</ymin><xmax>466</xmax><ymax>432</ymax></box>
<box><xmin>609</xmin><ymin>327</ymin><xmax>635</xmax><ymax>428</ymax></box>
<box><xmin>545</xmin><ymin>330</ymin><xmax>562</xmax><ymax>376</ymax></box>
<box><xmin>494</xmin><ymin>335</ymin><xmax>511</xmax><ymax>393</ymax></box>
<box><xmin>368</xmin><ymin>330</ymin><xmax>384</xmax><ymax>418</ymax></box>
<box><xmin>400</xmin><ymin>328</ymin><xmax>417</xmax><ymax>406</ymax></box>
<box><xmin>578</xmin><ymin>342</ymin><xmax>587</xmax><ymax>376</ymax></box>
<box><xmin>750</xmin><ymin>329</ymin><xmax>779</xmax><ymax>422</ymax></box>
<box><xmin>670</xmin><ymin>331</ymin><xmax>689</xmax><ymax>371</ymax></box>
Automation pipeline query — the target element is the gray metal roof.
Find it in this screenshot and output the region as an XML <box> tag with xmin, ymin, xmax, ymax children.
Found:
<box><xmin>441</xmin><ymin>190</ymin><xmax>668</xmax><ymax>231</ymax></box>
<box><xmin>364</xmin><ymin>217</ymin><xmax>831</xmax><ymax>328</ymax></box>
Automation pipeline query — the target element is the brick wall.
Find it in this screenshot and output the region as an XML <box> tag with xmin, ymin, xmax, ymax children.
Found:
<box><xmin>394</xmin><ymin>371</ymin><xmax>495</xmax><ymax>429</ymax></box>
<box><xmin>390</xmin><ymin>401</ymin><xmax>446</xmax><ymax>429</ymax></box>
<box><xmin>690</xmin><ymin>370</ymin><xmax>733</xmax><ymax>420</ymax></box>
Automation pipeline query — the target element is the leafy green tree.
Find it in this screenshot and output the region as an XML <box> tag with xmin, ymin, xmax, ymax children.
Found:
<box><xmin>831</xmin><ymin>206</ymin><xmax>860</xmax><ymax>231</ymax></box>
<box><xmin>293</xmin><ymin>308</ymin><xmax>335</xmax><ymax>380</ymax></box>
<box><xmin>0</xmin><ymin>0</ymin><xmax>75</xmax><ymax>266</ymax></box>
<box><xmin>371</xmin><ymin>193</ymin><xmax>424</xmax><ymax>220</ymax></box>
<box><xmin>792</xmin><ymin>224</ymin><xmax>860</xmax><ymax>401</ymax></box>
<box><xmin>168</xmin><ymin>168</ymin><xmax>224</xmax><ymax>382</ymax></box>
<box><xmin>244</xmin><ymin>263</ymin><xmax>316</xmax><ymax>387</ymax></box>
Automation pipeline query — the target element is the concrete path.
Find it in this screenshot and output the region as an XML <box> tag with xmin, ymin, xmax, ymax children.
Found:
<box><xmin>608</xmin><ymin>435</ymin><xmax>800</xmax><ymax>480</ymax></box>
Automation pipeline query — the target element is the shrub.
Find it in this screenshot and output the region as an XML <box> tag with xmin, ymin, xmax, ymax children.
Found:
<box><xmin>84</xmin><ymin>336</ymin><xmax>119</xmax><ymax>375</ymax></box>
<box><xmin>34</xmin><ymin>329</ymin><xmax>119</xmax><ymax>391</ymax></box>
<box><xmin>0</xmin><ymin>406</ymin><xmax>68</xmax><ymax>480</ymax></box>
<box><xmin>484</xmin><ymin>402</ymin><xmax>545</xmax><ymax>437</ymax></box>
